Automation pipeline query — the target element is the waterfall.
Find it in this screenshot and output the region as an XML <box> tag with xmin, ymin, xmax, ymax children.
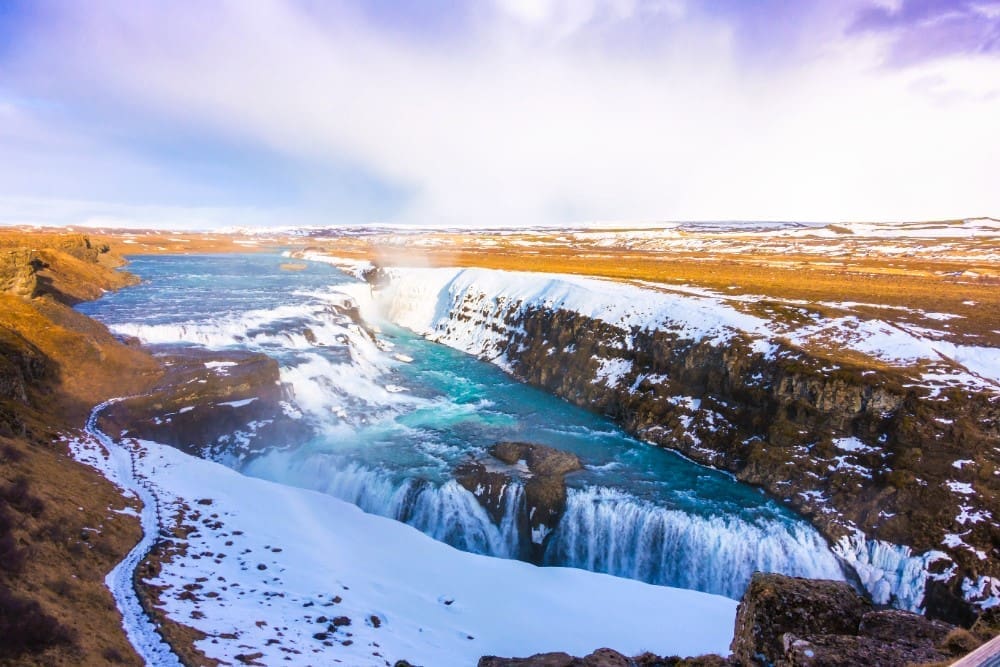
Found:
<box><xmin>243</xmin><ymin>457</ymin><xmax>523</xmax><ymax>559</ymax></box>
<box><xmin>545</xmin><ymin>487</ymin><xmax>845</xmax><ymax>599</ymax></box>
<box><xmin>244</xmin><ymin>454</ymin><xmax>844</xmax><ymax>600</ymax></box>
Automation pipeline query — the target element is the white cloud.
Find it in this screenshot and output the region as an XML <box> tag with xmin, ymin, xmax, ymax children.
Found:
<box><xmin>3</xmin><ymin>0</ymin><xmax>999</xmax><ymax>227</ymax></box>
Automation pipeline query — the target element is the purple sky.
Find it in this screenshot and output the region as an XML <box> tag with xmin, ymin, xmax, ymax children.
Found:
<box><xmin>0</xmin><ymin>0</ymin><xmax>997</xmax><ymax>228</ymax></box>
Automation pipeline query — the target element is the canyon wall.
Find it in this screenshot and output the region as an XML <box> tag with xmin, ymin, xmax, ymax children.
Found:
<box><xmin>375</xmin><ymin>267</ymin><xmax>1000</xmax><ymax>624</ymax></box>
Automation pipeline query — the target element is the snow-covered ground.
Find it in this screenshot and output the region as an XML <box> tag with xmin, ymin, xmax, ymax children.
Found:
<box><xmin>331</xmin><ymin>263</ymin><xmax>1000</xmax><ymax>391</ymax></box>
<box><xmin>75</xmin><ymin>401</ymin><xmax>183</xmax><ymax>667</ymax></box>
<box><xmin>70</xmin><ymin>430</ymin><xmax>738</xmax><ymax>666</ymax></box>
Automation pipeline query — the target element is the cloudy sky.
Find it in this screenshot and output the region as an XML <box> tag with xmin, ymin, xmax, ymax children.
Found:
<box><xmin>1</xmin><ymin>0</ymin><xmax>998</xmax><ymax>228</ymax></box>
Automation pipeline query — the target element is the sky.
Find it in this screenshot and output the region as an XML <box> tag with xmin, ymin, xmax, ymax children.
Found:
<box><xmin>0</xmin><ymin>0</ymin><xmax>998</xmax><ymax>229</ymax></box>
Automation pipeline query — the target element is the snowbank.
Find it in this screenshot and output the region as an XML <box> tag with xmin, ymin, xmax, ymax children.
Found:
<box><xmin>71</xmin><ymin>434</ymin><xmax>737</xmax><ymax>666</ymax></box>
<box><xmin>367</xmin><ymin>266</ymin><xmax>1000</xmax><ymax>389</ymax></box>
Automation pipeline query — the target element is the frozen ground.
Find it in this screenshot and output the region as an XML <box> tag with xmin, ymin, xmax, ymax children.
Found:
<box><xmin>321</xmin><ymin>262</ymin><xmax>999</xmax><ymax>392</ymax></box>
<box><xmin>70</xmin><ymin>426</ymin><xmax>737</xmax><ymax>666</ymax></box>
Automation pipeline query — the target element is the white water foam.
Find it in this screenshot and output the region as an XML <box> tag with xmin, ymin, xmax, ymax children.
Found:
<box><xmin>549</xmin><ymin>487</ymin><xmax>845</xmax><ymax>599</ymax></box>
<box><xmin>833</xmin><ymin>533</ymin><xmax>953</xmax><ymax>612</ymax></box>
<box><xmin>244</xmin><ymin>455</ymin><xmax>845</xmax><ymax>600</ymax></box>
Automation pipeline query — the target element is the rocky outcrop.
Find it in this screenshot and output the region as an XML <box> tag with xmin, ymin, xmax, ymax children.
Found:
<box><xmin>730</xmin><ymin>573</ymin><xmax>873</xmax><ymax>664</ymax></box>
<box><xmin>479</xmin><ymin>648</ymin><xmax>731</xmax><ymax>666</ymax></box>
<box><xmin>98</xmin><ymin>348</ymin><xmax>312</xmax><ymax>462</ymax></box>
<box><xmin>479</xmin><ymin>572</ymin><xmax>996</xmax><ymax>667</ymax></box>
<box><xmin>0</xmin><ymin>328</ymin><xmax>48</xmax><ymax>404</ymax></box>
<box><xmin>0</xmin><ymin>249</ymin><xmax>41</xmax><ymax>296</ymax></box>
<box><xmin>1</xmin><ymin>234</ymin><xmax>135</xmax><ymax>304</ymax></box>
<box><xmin>728</xmin><ymin>572</ymin><xmax>977</xmax><ymax>666</ymax></box>
<box><xmin>415</xmin><ymin>284</ymin><xmax>1000</xmax><ymax>622</ymax></box>
<box><xmin>455</xmin><ymin>442</ymin><xmax>582</xmax><ymax>561</ymax></box>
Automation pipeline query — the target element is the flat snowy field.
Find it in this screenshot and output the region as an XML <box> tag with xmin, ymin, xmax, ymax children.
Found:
<box><xmin>73</xmin><ymin>434</ymin><xmax>737</xmax><ymax>666</ymax></box>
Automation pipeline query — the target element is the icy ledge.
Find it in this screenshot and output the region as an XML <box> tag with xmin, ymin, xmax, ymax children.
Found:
<box><xmin>833</xmin><ymin>533</ymin><xmax>952</xmax><ymax>612</ymax></box>
<box><xmin>70</xmin><ymin>433</ymin><xmax>737</xmax><ymax>665</ymax></box>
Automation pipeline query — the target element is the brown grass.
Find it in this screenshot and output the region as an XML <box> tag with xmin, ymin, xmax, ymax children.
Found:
<box><xmin>304</xmin><ymin>239</ymin><xmax>1000</xmax><ymax>344</ymax></box>
<box><xmin>0</xmin><ymin>231</ymin><xmax>165</xmax><ymax>665</ymax></box>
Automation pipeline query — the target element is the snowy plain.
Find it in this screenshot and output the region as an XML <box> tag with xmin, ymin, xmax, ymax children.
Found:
<box><xmin>71</xmin><ymin>430</ymin><xmax>738</xmax><ymax>666</ymax></box>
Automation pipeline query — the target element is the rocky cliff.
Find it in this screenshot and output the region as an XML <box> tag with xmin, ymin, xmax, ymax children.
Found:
<box><xmin>375</xmin><ymin>267</ymin><xmax>1000</xmax><ymax>624</ymax></box>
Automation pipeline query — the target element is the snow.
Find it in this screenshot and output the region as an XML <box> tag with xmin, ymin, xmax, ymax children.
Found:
<box><xmin>956</xmin><ymin>505</ymin><xmax>992</xmax><ymax>525</ymax></box>
<box><xmin>205</xmin><ymin>361</ymin><xmax>237</xmax><ymax>370</ymax></box>
<box><xmin>947</xmin><ymin>481</ymin><xmax>975</xmax><ymax>495</ymax></box>
<box><xmin>218</xmin><ymin>398</ymin><xmax>258</xmax><ymax>408</ymax></box>
<box><xmin>594</xmin><ymin>358</ymin><xmax>633</xmax><ymax>387</ymax></box>
<box><xmin>832</xmin><ymin>437</ymin><xmax>879</xmax><ymax>454</ymax></box>
<box><xmin>334</xmin><ymin>264</ymin><xmax>1000</xmax><ymax>394</ymax></box>
<box><xmin>833</xmin><ymin>533</ymin><xmax>951</xmax><ymax>612</ymax></box>
<box><xmin>375</xmin><ymin>267</ymin><xmax>772</xmax><ymax>348</ymax></box>
<box><xmin>71</xmin><ymin>401</ymin><xmax>183</xmax><ymax>667</ymax></box>
<box><xmin>70</xmin><ymin>426</ymin><xmax>737</xmax><ymax>666</ymax></box>
<box><xmin>963</xmin><ymin>576</ymin><xmax>1000</xmax><ymax>610</ymax></box>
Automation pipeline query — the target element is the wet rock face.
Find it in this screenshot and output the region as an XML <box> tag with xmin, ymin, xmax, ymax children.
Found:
<box><xmin>455</xmin><ymin>441</ymin><xmax>582</xmax><ymax>562</ymax></box>
<box><xmin>99</xmin><ymin>348</ymin><xmax>312</xmax><ymax>461</ymax></box>
<box><xmin>730</xmin><ymin>573</ymin><xmax>960</xmax><ymax>666</ymax></box>
<box><xmin>454</xmin><ymin>461</ymin><xmax>514</xmax><ymax>526</ymax></box>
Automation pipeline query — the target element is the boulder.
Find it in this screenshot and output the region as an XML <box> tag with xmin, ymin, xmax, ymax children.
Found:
<box><xmin>479</xmin><ymin>649</ymin><xmax>732</xmax><ymax>666</ymax></box>
<box><xmin>730</xmin><ymin>573</ymin><xmax>871</xmax><ymax>665</ymax></box>
<box><xmin>729</xmin><ymin>573</ymin><xmax>970</xmax><ymax>666</ymax></box>
<box><xmin>780</xmin><ymin>633</ymin><xmax>948</xmax><ymax>666</ymax></box>
<box><xmin>492</xmin><ymin>441</ymin><xmax>581</xmax><ymax>476</ymax></box>
<box><xmin>456</xmin><ymin>441</ymin><xmax>582</xmax><ymax>562</ymax></box>
<box><xmin>857</xmin><ymin>609</ymin><xmax>952</xmax><ymax>646</ymax></box>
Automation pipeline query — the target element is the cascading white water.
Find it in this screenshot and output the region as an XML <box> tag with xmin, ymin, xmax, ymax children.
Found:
<box><xmin>81</xmin><ymin>254</ymin><xmax>857</xmax><ymax>605</ymax></box>
<box><xmin>546</xmin><ymin>487</ymin><xmax>845</xmax><ymax>599</ymax></box>
<box><xmin>245</xmin><ymin>456</ymin><xmax>524</xmax><ymax>559</ymax></box>
<box><xmin>245</xmin><ymin>452</ymin><xmax>844</xmax><ymax>599</ymax></box>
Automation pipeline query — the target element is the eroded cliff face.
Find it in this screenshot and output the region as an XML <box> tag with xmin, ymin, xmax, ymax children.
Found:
<box><xmin>377</xmin><ymin>269</ymin><xmax>1000</xmax><ymax>624</ymax></box>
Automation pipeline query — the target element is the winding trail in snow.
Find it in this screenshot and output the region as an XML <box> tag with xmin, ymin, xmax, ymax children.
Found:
<box><xmin>86</xmin><ymin>399</ymin><xmax>183</xmax><ymax>667</ymax></box>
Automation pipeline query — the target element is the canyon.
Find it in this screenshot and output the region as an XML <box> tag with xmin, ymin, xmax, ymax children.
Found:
<box><xmin>2</xmin><ymin>222</ymin><xmax>999</xmax><ymax>665</ymax></box>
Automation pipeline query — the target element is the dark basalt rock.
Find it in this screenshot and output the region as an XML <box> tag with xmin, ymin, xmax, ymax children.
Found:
<box><xmin>455</xmin><ymin>441</ymin><xmax>582</xmax><ymax>562</ymax></box>
<box><xmin>478</xmin><ymin>648</ymin><xmax>732</xmax><ymax>666</ymax></box>
<box><xmin>779</xmin><ymin>633</ymin><xmax>948</xmax><ymax>666</ymax></box>
<box><xmin>99</xmin><ymin>347</ymin><xmax>312</xmax><ymax>460</ymax></box>
<box><xmin>857</xmin><ymin>608</ymin><xmax>953</xmax><ymax>645</ymax></box>
<box><xmin>730</xmin><ymin>573</ymin><xmax>872</xmax><ymax>666</ymax></box>
<box><xmin>729</xmin><ymin>572</ymin><xmax>962</xmax><ymax>666</ymax></box>
<box><xmin>453</xmin><ymin>461</ymin><xmax>513</xmax><ymax>526</ymax></box>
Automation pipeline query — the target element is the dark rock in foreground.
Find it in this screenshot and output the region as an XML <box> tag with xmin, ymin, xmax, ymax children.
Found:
<box><xmin>480</xmin><ymin>572</ymin><xmax>999</xmax><ymax>667</ymax></box>
<box><xmin>731</xmin><ymin>572</ymin><xmax>968</xmax><ymax>666</ymax></box>
<box><xmin>479</xmin><ymin>648</ymin><xmax>731</xmax><ymax>666</ymax></box>
<box><xmin>99</xmin><ymin>347</ymin><xmax>312</xmax><ymax>461</ymax></box>
<box><xmin>730</xmin><ymin>573</ymin><xmax>872</xmax><ymax>664</ymax></box>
